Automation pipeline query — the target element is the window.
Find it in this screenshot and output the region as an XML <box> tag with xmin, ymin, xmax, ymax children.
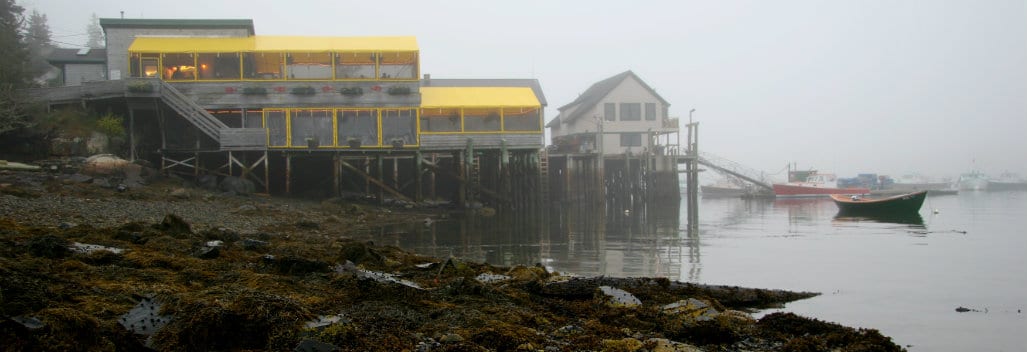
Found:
<box><xmin>338</xmin><ymin>109</ymin><xmax>378</xmax><ymax>147</ymax></box>
<box><xmin>286</xmin><ymin>52</ymin><xmax>332</xmax><ymax>80</ymax></box>
<box><xmin>162</xmin><ymin>53</ymin><xmax>195</xmax><ymax>80</ymax></box>
<box><xmin>265</xmin><ymin>110</ymin><xmax>287</xmax><ymax>147</ymax></box>
<box><xmin>197</xmin><ymin>53</ymin><xmax>240</xmax><ymax>80</ymax></box>
<box><xmin>604</xmin><ymin>103</ymin><xmax>616</xmax><ymax>121</ymax></box>
<box><xmin>209</xmin><ymin>110</ymin><xmax>242</xmax><ymax>128</ymax></box>
<box><xmin>243</xmin><ymin>52</ymin><xmax>284</xmax><ymax>80</ymax></box>
<box><xmin>335</xmin><ymin>52</ymin><xmax>376</xmax><ymax>79</ymax></box>
<box><xmin>463</xmin><ymin>108</ymin><xmax>501</xmax><ymax>132</ymax></box>
<box><xmin>379</xmin><ymin>52</ymin><xmax>417</xmax><ymax>79</ymax></box>
<box><xmin>620</xmin><ymin>133</ymin><xmax>642</xmax><ymax>147</ymax></box>
<box><xmin>290</xmin><ymin>109</ymin><xmax>333</xmax><ymax>147</ymax></box>
<box><xmin>382</xmin><ymin>109</ymin><xmax>417</xmax><ymax>145</ymax></box>
<box><xmin>645</xmin><ymin>103</ymin><xmax>656</xmax><ymax>121</ymax></box>
<box><xmin>243</xmin><ymin>109</ymin><xmax>263</xmax><ymax>128</ymax></box>
<box><xmin>420</xmin><ymin>108</ymin><xmax>461</xmax><ymax>132</ymax></box>
<box><xmin>503</xmin><ymin>107</ymin><xmax>541</xmax><ymax>131</ymax></box>
<box><xmin>620</xmin><ymin>103</ymin><xmax>641</xmax><ymax>121</ymax></box>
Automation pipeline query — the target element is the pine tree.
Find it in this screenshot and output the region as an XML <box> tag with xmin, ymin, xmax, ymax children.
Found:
<box><xmin>0</xmin><ymin>0</ymin><xmax>30</xmax><ymax>87</ymax></box>
<box><xmin>25</xmin><ymin>10</ymin><xmax>53</xmax><ymax>77</ymax></box>
<box><xmin>0</xmin><ymin>0</ymin><xmax>33</xmax><ymax>135</ymax></box>
<box><xmin>85</xmin><ymin>13</ymin><xmax>103</xmax><ymax>49</ymax></box>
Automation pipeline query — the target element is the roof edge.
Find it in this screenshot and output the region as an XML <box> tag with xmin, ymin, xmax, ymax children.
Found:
<box><xmin>100</xmin><ymin>18</ymin><xmax>256</xmax><ymax>35</ymax></box>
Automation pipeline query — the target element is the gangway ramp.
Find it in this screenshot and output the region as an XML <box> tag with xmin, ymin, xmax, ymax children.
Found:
<box><xmin>695</xmin><ymin>152</ymin><xmax>773</xmax><ymax>191</ymax></box>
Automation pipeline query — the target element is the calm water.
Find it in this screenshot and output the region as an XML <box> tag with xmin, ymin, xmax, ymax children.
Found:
<box><xmin>359</xmin><ymin>191</ymin><xmax>1027</xmax><ymax>351</ymax></box>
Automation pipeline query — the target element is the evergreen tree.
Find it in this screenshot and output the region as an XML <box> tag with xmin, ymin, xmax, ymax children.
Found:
<box><xmin>0</xmin><ymin>0</ymin><xmax>33</xmax><ymax>135</ymax></box>
<box><xmin>25</xmin><ymin>10</ymin><xmax>53</xmax><ymax>78</ymax></box>
<box><xmin>85</xmin><ymin>13</ymin><xmax>103</xmax><ymax>49</ymax></box>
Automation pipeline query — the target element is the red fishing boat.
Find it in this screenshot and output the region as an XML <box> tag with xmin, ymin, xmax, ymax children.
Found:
<box><xmin>773</xmin><ymin>171</ymin><xmax>869</xmax><ymax>197</ymax></box>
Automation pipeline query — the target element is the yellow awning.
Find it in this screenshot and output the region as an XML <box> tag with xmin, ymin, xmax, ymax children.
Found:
<box><xmin>128</xmin><ymin>35</ymin><xmax>418</xmax><ymax>53</ymax></box>
<box><xmin>420</xmin><ymin>87</ymin><xmax>540</xmax><ymax>108</ymax></box>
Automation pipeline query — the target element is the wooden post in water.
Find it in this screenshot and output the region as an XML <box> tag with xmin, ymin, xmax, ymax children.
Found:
<box><xmin>376</xmin><ymin>154</ymin><xmax>384</xmax><ymax>205</ymax></box>
<box><xmin>332</xmin><ymin>153</ymin><xmax>340</xmax><ymax>197</ymax></box>
<box><xmin>285</xmin><ymin>153</ymin><xmax>292</xmax><ymax>196</ymax></box>
<box><xmin>415</xmin><ymin>151</ymin><xmax>423</xmax><ymax>203</ymax></box>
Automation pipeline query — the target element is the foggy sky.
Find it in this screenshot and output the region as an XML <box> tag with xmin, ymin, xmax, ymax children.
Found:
<box><xmin>23</xmin><ymin>0</ymin><xmax>1027</xmax><ymax>180</ymax></box>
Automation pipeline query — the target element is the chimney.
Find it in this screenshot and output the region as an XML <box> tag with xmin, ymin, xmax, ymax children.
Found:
<box><xmin>423</xmin><ymin>73</ymin><xmax>431</xmax><ymax>86</ymax></box>
<box><xmin>120</xmin><ymin>11</ymin><xmax>124</xmax><ymax>19</ymax></box>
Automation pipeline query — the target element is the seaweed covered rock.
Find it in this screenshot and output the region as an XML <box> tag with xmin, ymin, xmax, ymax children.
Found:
<box><xmin>27</xmin><ymin>234</ymin><xmax>69</xmax><ymax>258</ymax></box>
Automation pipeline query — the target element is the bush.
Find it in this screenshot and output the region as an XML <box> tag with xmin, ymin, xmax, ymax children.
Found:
<box><xmin>96</xmin><ymin>114</ymin><xmax>125</xmax><ymax>138</ymax></box>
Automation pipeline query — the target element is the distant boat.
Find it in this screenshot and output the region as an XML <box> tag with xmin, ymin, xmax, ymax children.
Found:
<box><xmin>701</xmin><ymin>177</ymin><xmax>747</xmax><ymax>198</ymax></box>
<box><xmin>958</xmin><ymin>171</ymin><xmax>988</xmax><ymax>191</ymax></box>
<box><xmin>889</xmin><ymin>173</ymin><xmax>953</xmax><ymax>192</ymax></box>
<box><xmin>829</xmin><ymin>191</ymin><xmax>928</xmax><ymax>216</ymax></box>
<box><xmin>986</xmin><ymin>172</ymin><xmax>1027</xmax><ymax>191</ymax></box>
<box><xmin>773</xmin><ymin>171</ymin><xmax>870</xmax><ymax>198</ymax></box>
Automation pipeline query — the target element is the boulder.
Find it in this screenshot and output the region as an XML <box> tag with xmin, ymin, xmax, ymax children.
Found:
<box><xmin>80</xmin><ymin>154</ymin><xmax>130</xmax><ymax>176</ymax></box>
<box><xmin>219</xmin><ymin>176</ymin><xmax>255</xmax><ymax>196</ymax></box>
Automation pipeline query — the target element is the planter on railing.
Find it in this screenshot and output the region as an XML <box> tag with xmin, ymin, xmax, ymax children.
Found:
<box><xmin>242</xmin><ymin>87</ymin><xmax>267</xmax><ymax>95</ymax></box>
<box><xmin>339</xmin><ymin>87</ymin><xmax>363</xmax><ymax>96</ymax></box>
<box><xmin>290</xmin><ymin>86</ymin><xmax>317</xmax><ymax>95</ymax></box>
<box><xmin>126</xmin><ymin>81</ymin><xmax>154</xmax><ymax>93</ymax></box>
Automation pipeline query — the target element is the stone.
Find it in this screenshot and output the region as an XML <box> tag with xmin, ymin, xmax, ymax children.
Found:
<box><xmin>601</xmin><ymin>337</ymin><xmax>643</xmax><ymax>351</ymax></box>
<box><xmin>169</xmin><ymin>188</ymin><xmax>189</xmax><ymax>199</ymax></box>
<box><xmin>596</xmin><ymin>286</ymin><xmax>642</xmax><ymax>308</ymax></box>
<box><xmin>65</xmin><ymin>174</ymin><xmax>93</xmax><ymax>183</ymax></box>
<box><xmin>119</xmin><ymin>297</ymin><xmax>171</xmax><ymax>336</ymax></box>
<box><xmin>439</xmin><ymin>333</ymin><xmax>464</xmax><ymax>343</ymax></box>
<box><xmin>219</xmin><ymin>176</ymin><xmax>255</xmax><ymax>196</ymax></box>
<box><xmin>81</xmin><ymin>154</ymin><xmax>130</xmax><ymax>176</ymax></box>
<box><xmin>69</xmin><ymin>242</ymin><xmax>125</xmax><ymax>255</ymax></box>
<box><xmin>193</xmin><ymin>246</ymin><xmax>220</xmax><ymax>259</ymax></box>
<box><xmin>240</xmin><ymin>238</ymin><xmax>270</xmax><ymax>251</ymax></box>
<box><xmin>646</xmin><ymin>338</ymin><xmax>703</xmax><ymax>352</ymax></box>
<box><xmin>10</xmin><ymin>316</ymin><xmax>45</xmax><ymax>330</ymax></box>
<box><xmin>159</xmin><ymin>214</ymin><xmax>193</xmax><ymax>235</ymax></box>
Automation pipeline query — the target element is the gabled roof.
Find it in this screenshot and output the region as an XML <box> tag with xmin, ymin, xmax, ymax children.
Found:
<box><xmin>100</xmin><ymin>18</ymin><xmax>255</xmax><ymax>35</ymax></box>
<box><xmin>422</xmin><ymin>78</ymin><xmax>547</xmax><ymax>107</ymax></box>
<box><xmin>551</xmin><ymin>70</ymin><xmax>669</xmax><ymax>127</ymax></box>
<box><xmin>46</xmin><ymin>48</ymin><xmax>107</xmax><ymax>65</ymax></box>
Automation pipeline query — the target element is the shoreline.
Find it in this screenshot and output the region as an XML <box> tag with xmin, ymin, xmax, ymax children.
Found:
<box><xmin>0</xmin><ymin>165</ymin><xmax>905</xmax><ymax>351</ymax></box>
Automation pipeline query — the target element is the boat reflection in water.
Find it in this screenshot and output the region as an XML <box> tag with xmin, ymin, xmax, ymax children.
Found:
<box><xmin>832</xmin><ymin>212</ymin><xmax>926</xmax><ymax>228</ymax></box>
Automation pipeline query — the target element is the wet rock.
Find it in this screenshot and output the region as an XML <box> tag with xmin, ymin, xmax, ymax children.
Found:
<box><xmin>193</xmin><ymin>245</ymin><xmax>220</xmax><ymax>259</ymax></box>
<box><xmin>304</xmin><ymin>314</ymin><xmax>348</xmax><ymax>330</ymax></box>
<box><xmin>10</xmin><ymin>316</ymin><xmax>45</xmax><ymax>330</ymax></box>
<box><xmin>169</xmin><ymin>187</ymin><xmax>189</xmax><ymax>199</ymax></box>
<box><xmin>552</xmin><ymin>325</ymin><xmax>584</xmax><ymax>337</ymax></box>
<box><xmin>65</xmin><ymin>173</ymin><xmax>93</xmax><ymax>183</ymax></box>
<box><xmin>646</xmin><ymin>338</ymin><xmax>703</xmax><ymax>352</ymax></box>
<box><xmin>338</xmin><ymin>241</ymin><xmax>383</xmax><ymax>266</ymax></box>
<box><xmin>91</xmin><ymin>178</ymin><xmax>111</xmax><ymax>188</ymax></box>
<box><xmin>475</xmin><ymin>273</ymin><xmax>512</xmax><ymax>284</ymax></box>
<box><xmin>274</xmin><ymin>255</ymin><xmax>330</xmax><ymax>275</ymax></box>
<box><xmin>81</xmin><ymin>154</ymin><xmax>130</xmax><ymax>176</ymax></box>
<box><xmin>506</xmin><ymin>265</ymin><xmax>549</xmax><ymax>282</ymax></box>
<box><xmin>58</xmin><ymin>222</ymin><xmax>75</xmax><ymax>229</ymax></box>
<box><xmin>219</xmin><ymin>176</ymin><xmax>255</xmax><ymax>196</ymax></box>
<box><xmin>158</xmin><ymin>214</ymin><xmax>192</xmax><ymax>236</ymax></box>
<box><xmin>240</xmin><ymin>238</ymin><xmax>270</xmax><ymax>251</ymax></box>
<box><xmin>440</xmin><ymin>333</ymin><xmax>464</xmax><ymax>343</ymax></box>
<box><xmin>601</xmin><ymin>337</ymin><xmax>643</xmax><ymax>351</ymax></box>
<box><xmin>294</xmin><ymin>339</ymin><xmax>340</xmax><ymax>352</ymax></box>
<box><xmin>69</xmin><ymin>242</ymin><xmax>125</xmax><ymax>255</ymax></box>
<box><xmin>28</xmin><ymin>234</ymin><xmax>69</xmax><ymax>258</ymax></box>
<box><xmin>197</xmin><ymin>174</ymin><xmax>218</xmax><ymax>190</ymax></box>
<box><xmin>200</xmin><ymin>227</ymin><xmax>240</xmax><ymax>242</ymax></box>
<box><xmin>662</xmin><ymin>298</ymin><xmax>720</xmax><ymax>323</ymax></box>
<box><xmin>596</xmin><ymin>285</ymin><xmax>642</xmax><ymax>308</ymax></box>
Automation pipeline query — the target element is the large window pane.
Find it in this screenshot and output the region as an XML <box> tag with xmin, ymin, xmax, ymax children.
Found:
<box><xmin>379</xmin><ymin>52</ymin><xmax>417</xmax><ymax>79</ymax></box>
<box><xmin>620</xmin><ymin>103</ymin><xmax>641</xmax><ymax>121</ymax></box>
<box><xmin>645</xmin><ymin>103</ymin><xmax>656</xmax><ymax>121</ymax></box>
<box><xmin>162</xmin><ymin>53</ymin><xmax>195</xmax><ymax>80</ymax></box>
<box><xmin>463</xmin><ymin>108</ymin><xmax>501</xmax><ymax>132</ymax></box>
<box><xmin>198</xmin><ymin>53</ymin><xmax>240</xmax><ymax>80</ymax></box>
<box><xmin>141</xmin><ymin>54</ymin><xmax>159</xmax><ymax>78</ymax></box>
<box><xmin>243</xmin><ymin>109</ymin><xmax>263</xmax><ymax>128</ymax></box>
<box><xmin>290</xmin><ymin>109</ymin><xmax>333</xmax><ymax>147</ymax></box>
<box><xmin>335</xmin><ymin>52</ymin><xmax>376</xmax><ymax>79</ymax></box>
<box><xmin>266</xmin><ymin>110</ymin><xmax>287</xmax><ymax>147</ymax></box>
<box><xmin>604</xmin><ymin>103</ymin><xmax>616</xmax><ymax>121</ymax></box>
<box><xmin>287</xmin><ymin>52</ymin><xmax>332</xmax><ymax>80</ymax></box>
<box><xmin>420</xmin><ymin>108</ymin><xmax>461</xmax><ymax>132</ymax></box>
<box><xmin>209</xmin><ymin>109</ymin><xmax>242</xmax><ymax>128</ymax></box>
<box><xmin>620</xmin><ymin>133</ymin><xmax>642</xmax><ymax>147</ymax></box>
<box><xmin>129</xmin><ymin>53</ymin><xmax>141</xmax><ymax>78</ymax></box>
<box><xmin>243</xmin><ymin>52</ymin><xmax>284</xmax><ymax>80</ymax></box>
<box><xmin>338</xmin><ymin>110</ymin><xmax>378</xmax><ymax>147</ymax></box>
<box><xmin>382</xmin><ymin>109</ymin><xmax>417</xmax><ymax>146</ymax></box>
<box><xmin>503</xmin><ymin>107</ymin><xmax>540</xmax><ymax>131</ymax></box>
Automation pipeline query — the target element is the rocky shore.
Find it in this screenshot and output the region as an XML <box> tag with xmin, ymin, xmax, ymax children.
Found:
<box><xmin>0</xmin><ymin>160</ymin><xmax>905</xmax><ymax>351</ymax></box>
